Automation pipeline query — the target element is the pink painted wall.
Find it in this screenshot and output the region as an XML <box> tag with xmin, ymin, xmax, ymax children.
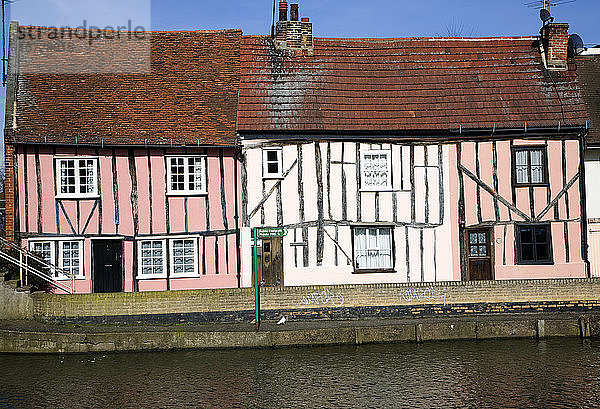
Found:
<box><xmin>455</xmin><ymin>139</ymin><xmax>586</xmax><ymax>280</ymax></box>
<box><xmin>15</xmin><ymin>146</ymin><xmax>242</xmax><ymax>294</ymax></box>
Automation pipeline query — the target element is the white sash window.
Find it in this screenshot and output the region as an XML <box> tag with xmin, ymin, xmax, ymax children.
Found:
<box><xmin>58</xmin><ymin>240</ymin><xmax>84</xmax><ymax>279</ymax></box>
<box><xmin>354</xmin><ymin>227</ymin><xmax>393</xmax><ymax>271</ymax></box>
<box><xmin>263</xmin><ymin>148</ymin><xmax>283</xmax><ymax>178</ymax></box>
<box><xmin>56</xmin><ymin>158</ymin><xmax>98</xmax><ymax>198</ymax></box>
<box><xmin>166</xmin><ymin>156</ymin><xmax>207</xmax><ymax>195</ymax></box>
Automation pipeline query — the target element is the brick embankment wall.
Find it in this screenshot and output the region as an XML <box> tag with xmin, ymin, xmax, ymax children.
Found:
<box><xmin>31</xmin><ymin>278</ymin><xmax>600</xmax><ymax>324</ymax></box>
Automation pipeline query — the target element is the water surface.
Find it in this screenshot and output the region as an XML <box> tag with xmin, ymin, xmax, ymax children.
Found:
<box><xmin>1</xmin><ymin>338</ymin><xmax>600</xmax><ymax>408</ymax></box>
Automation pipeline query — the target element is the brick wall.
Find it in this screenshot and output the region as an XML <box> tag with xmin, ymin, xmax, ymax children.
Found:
<box><xmin>33</xmin><ymin>278</ymin><xmax>600</xmax><ymax>323</ymax></box>
<box><xmin>542</xmin><ymin>22</ymin><xmax>569</xmax><ymax>70</ymax></box>
<box><xmin>3</xmin><ymin>143</ymin><xmax>15</xmax><ymax>241</ymax></box>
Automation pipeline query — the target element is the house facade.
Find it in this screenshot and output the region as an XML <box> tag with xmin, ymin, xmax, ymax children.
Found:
<box><xmin>237</xmin><ymin>5</ymin><xmax>590</xmax><ymax>286</ymax></box>
<box><xmin>4</xmin><ymin>7</ymin><xmax>593</xmax><ymax>293</ymax></box>
<box><xmin>577</xmin><ymin>54</ymin><xmax>600</xmax><ymax>276</ymax></box>
<box><xmin>5</xmin><ymin>24</ymin><xmax>243</xmax><ymax>293</ymax></box>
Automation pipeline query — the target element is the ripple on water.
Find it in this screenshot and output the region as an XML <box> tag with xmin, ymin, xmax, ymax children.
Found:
<box><xmin>0</xmin><ymin>338</ymin><xmax>600</xmax><ymax>408</ymax></box>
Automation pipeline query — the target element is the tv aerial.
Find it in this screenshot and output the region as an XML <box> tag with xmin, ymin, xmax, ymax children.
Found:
<box><xmin>525</xmin><ymin>0</ymin><xmax>577</xmax><ymax>26</ymax></box>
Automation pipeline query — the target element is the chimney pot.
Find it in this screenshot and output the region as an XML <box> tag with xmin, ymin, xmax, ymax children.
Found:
<box><xmin>290</xmin><ymin>4</ymin><xmax>299</xmax><ymax>21</ymax></box>
<box><xmin>301</xmin><ymin>17</ymin><xmax>309</xmax><ymax>22</ymax></box>
<box><xmin>279</xmin><ymin>0</ymin><xmax>288</xmax><ymax>21</ymax></box>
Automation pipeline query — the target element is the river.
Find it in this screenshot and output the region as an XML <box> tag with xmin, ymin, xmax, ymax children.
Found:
<box><xmin>1</xmin><ymin>338</ymin><xmax>600</xmax><ymax>408</ymax></box>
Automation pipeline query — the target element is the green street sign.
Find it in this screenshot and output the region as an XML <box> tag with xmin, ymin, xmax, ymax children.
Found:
<box><xmin>256</xmin><ymin>227</ymin><xmax>288</xmax><ymax>238</ymax></box>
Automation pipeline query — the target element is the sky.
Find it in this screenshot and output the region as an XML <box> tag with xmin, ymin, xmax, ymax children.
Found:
<box><xmin>3</xmin><ymin>0</ymin><xmax>600</xmax><ymax>164</ymax></box>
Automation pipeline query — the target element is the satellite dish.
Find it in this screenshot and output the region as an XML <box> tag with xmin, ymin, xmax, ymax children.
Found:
<box><xmin>568</xmin><ymin>34</ymin><xmax>585</xmax><ymax>56</ymax></box>
<box><xmin>540</xmin><ymin>9</ymin><xmax>554</xmax><ymax>23</ymax></box>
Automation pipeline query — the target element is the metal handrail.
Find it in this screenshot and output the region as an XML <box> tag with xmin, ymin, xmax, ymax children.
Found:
<box><xmin>0</xmin><ymin>236</ymin><xmax>74</xmax><ymax>294</ymax></box>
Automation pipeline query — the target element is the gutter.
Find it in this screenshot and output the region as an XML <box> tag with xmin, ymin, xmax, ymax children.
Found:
<box><xmin>238</xmin><ymin>125</ymin><xmax>587</xmax><ymax>142</ymax></box>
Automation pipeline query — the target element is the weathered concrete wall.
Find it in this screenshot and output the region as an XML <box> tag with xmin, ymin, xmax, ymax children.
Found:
<box><xmin>32</xmin><ymin>278</ymin><xmax>600</xmax><ymax>324</ymax></box>
<box><xmin>0</xmin><ymin>285</ymin><xmax>33</xmax><ymax>320</ymax></box>
<box><xmin>0</xmin><ymin>316</ymin><xmax>591</xmax><ymax>353</ymax></box>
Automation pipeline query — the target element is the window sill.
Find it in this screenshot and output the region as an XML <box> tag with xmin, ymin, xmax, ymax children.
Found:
<box><xmin>55</xmin><ymin>195</ymin><xmax>100</xmax><ymax>200</ymax></box>
<box><xmin>359</xmin><ymin>188</ymin><xmax>395</xmax><ymax>193</ymax></box>
<box><xmin>353</xmin><ymin>269</ymin><xmax>396</xmax><ymax>274</ymax></box>
<box><xmin>55</xmin><ymin>276</ymin><xmax>85</xmax><ymax>281</ymax></box>
<box><xmin>166</xmin><ymin>192</ymin><xmax>208</xmax><ymax>197</ymax></box>
<box><xmin>170</xmin><ymin>273</ymin><xmax>200</xmax><ymax>278</ymax></box>
<box><xmin>263</xmin><ymin>176</ymin><xmax>284</xmax><ymax>180</ymax></box>
<box><xmin>515</xmin><ymin>261</ymin><xmax>554</xmax><ymax>265</ymax></box>
<box><xmin>136</xmin><ymin>275</ymin><xmax>168</xmax><ymax>280</ymax></box>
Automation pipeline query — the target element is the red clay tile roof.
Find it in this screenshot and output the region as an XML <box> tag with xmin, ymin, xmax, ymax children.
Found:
<box><xmin>12</xmin><ymin>28</ymin><xmax>241</xmax><ymax>146</ymax></box>
<box><xmin>575</xmin><ymin>55</ymin><xmax>600</xmax><ymax>144</ymax></box>
<box><xmin>238</xmin><ymin>36</ymin><xmax>589</xmax><ymax>133</ymax></box>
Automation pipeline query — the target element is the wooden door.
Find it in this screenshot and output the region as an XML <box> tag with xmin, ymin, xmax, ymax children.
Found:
<box><xmin>467</xmin><ymin>229</ymin><xmax>493</xmax><ymax>281</ymax></box>
<box><xmin>254</xmin><ymin>238</ymin><xmax>283</xmax><ymax>286</ymax></box>
<box><xmin>93</xmin><ymin>240</ymin><xmax>123</xmax><ymax>293</ymax></box>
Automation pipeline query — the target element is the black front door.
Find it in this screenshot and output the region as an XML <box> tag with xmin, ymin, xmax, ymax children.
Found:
<box><xmin>93</xmin><ymin>240</ymin><xmax>123</xmax><ymax>293</ymax></box>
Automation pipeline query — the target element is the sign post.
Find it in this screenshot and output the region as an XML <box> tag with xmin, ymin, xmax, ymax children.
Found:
<box><xmin>253</xmin><ymin>227</ymin><xmax>288</xmax><ymax>331</ymax></box>
<box><xmin>253</xmin><ymin>227</ymin><xmax>259</xmax><ymax>330</ymax></box>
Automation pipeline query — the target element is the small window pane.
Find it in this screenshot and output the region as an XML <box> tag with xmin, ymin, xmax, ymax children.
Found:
<box><xmin>267</xmin><ymin>151</ymin><xmax>278</xmax><ymax>161</ymax></box>
<box><xmin>535</xmin><ymin>226</ymin><xmax>547</xmax><ymax>244</ymax></box>
<box><xmin>536</xmin><ymin>244</ymin><xmax>549</xmax><ymax>261</ymax></box>
<box><xmin>268</xmin><ymin>163</ymin><xmax>279</xmax><ymax>174</ymax></box>
<box><xmin>520</xmin><ymin>227</ymin><xmax>533</xmax><ymax>244</ymax></box>
<box><xmin>470</xmin><ymin>246</ymin><xmax>479</xmax><ymax>257</ymax></box>
<box><xmin>521</xmin><ymin>243</ymin><xmax>535</xmax><ymax>261</ymax></box>
<box><xmin>478</xmin><ymin>233</ymin><xmax>486</xmax><ymax>244</ymax></box>
<box><xmin>469</xmin><ymin>233</ymin><xmax>478</xmax><ymax>244</ymax></box>
<box><xmin>478</xmin><ymin>246</ymin><xmax>487</xmax><ymax>256</ymax></box>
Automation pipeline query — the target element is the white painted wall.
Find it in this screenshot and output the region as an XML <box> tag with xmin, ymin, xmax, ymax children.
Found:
<box><xmin>585</xmin><ymin>148</ymin><xmax>600</xmax><ymax>277</ymax></box>
<box><xmin>241</xmin><ymin>140</ymin><xmax>455</xmax><ymax>286</ymax></box>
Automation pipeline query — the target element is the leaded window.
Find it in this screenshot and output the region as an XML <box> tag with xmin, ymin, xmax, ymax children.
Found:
<box><xmin>361</xmin><ymin>150</ymin><xmax>391</xmax><ymax>190</ymax></box>
<box><xmin>469</xmin><ymin>232</ymin><xmax>488</xmax><ymax>257</ymax></box>
<box><xmin>138</xmin><ymin>240</ymin><xmax>166</xmax><ymax>278</ymax></box>
<box><xmin>170</xmin><ymin>238</ymin><xmax>198</xmax><ymax>277</ymax></box>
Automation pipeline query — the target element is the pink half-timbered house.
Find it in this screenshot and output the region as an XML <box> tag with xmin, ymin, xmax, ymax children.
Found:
<box><xmin>237</xmin><ymin>3</ymin><xmax>591</xmax><ymax>286</ymax></box>
<box><xmin>4</xmin><ymin>24</ymin><xmax>243</xmax><ymax>293</ymax></box>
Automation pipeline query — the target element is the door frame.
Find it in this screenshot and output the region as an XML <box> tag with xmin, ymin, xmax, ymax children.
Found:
<box><xmin>465</xmin><ymin>228</ymin><xmax>495</xmax><ymax>281</ymax></box>
<box><xmin>91</xmin><ymin>237</ymin><xmax>125</xmax><ymax>293</ymax></box>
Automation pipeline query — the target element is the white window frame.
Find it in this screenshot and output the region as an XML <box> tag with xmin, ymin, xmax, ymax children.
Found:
<box><xmin>169</xmin><ymin>237</ymin><xmax>199</xmax><ymax>278</ymax></box>
<box><xmin>262</xmin><ymin>148</ymin><xmax>283</xmax><ymax>179</ymax></box>
<box><xmin>166</xmin><ymin>156</ymin><xmax>207</xmax><ymax>196</ymax></box>
<box><xmin>55</xmin><ymin>157</ymin><xmax>99</xmax><ymax>199</ymax></box>
<box><xmin>360</xmin><ymin>150</ymin><xmax>392</xmax><ymax>191</ymax></box>
<box><xmin>57</xmin><ymin>240</ymin><xmax>84</xmax><ymax>280</ymax></box>
<box><xmin>28</xmin><ymin>240</ymin><xmax>57</xmax><ymax>277</ymax></box>
<box><xmin>137</xmin><ymin>239</ymin><xmax>168</xmax><ymax>279</ymax></box>
<box><xmin>353</xmin><ymin>226</ymin><xmax>394</xmax><ymax>272</ymax></box>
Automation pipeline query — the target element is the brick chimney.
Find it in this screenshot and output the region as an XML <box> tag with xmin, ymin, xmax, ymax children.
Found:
<box><xmin>540</xmin><ymin>22</ymin><xmax>569</xmax><ymax>71</ymax></box>
<box><xmin>279</xmin><ymin>0</ymin><xmax>287</xmax><ymax>22</ymax></box>
<box><xmin>275</xmin><ymin>2</ymin><xmax>313</xmax><ymax>53</ymax></box>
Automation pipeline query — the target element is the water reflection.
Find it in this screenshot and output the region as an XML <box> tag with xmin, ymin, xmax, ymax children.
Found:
<box><xmin>1</xmin><ymin>338</ymin><xmax>600</xmax><ymax>408</ymax></box>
